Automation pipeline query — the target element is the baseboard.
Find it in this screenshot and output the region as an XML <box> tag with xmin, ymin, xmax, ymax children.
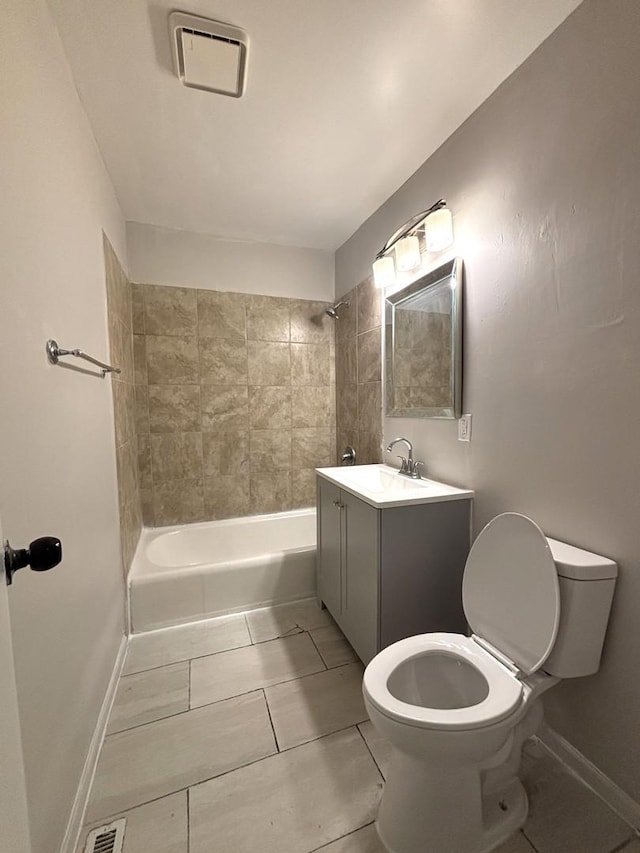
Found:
<box><xmin>59</xmin><ymin>634</ymin><xmax>128</xmax><ymax>853</ymax></box>
<box><xmin>535</xmin><ymin>723</ymin><xmax>640</xmax><ymax>834</ymax></box>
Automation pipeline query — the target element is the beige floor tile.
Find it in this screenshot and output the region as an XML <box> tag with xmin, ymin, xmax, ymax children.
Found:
<box><xmin>521</xmin><ymin>754</ymin><xmax>631</xmax><ymax>853</ymax></box>
<box><xmin>311</xmin><ymin>823</ymin><xmax>383</xmax><ymax>852</ymax></box>
<box><xmin>311</xmin><ymin>622</ymin><xmax>359</xmax><ymax>668</ymax></box>
<box><xmin>246</xmin><ymin>598</ymin><xmax>334</xmax><ymax>643</ymax></box>
<box><xmin>266</xmin><ymin>662</ymin><xmax>367</xmax><ymax>750</ymax></box>
<box><xmin>86</xmin><ymin>691</ymin><xmax>275</xmax><ymax>822</ymax></box>
<box><xmin>189</xmin><ymin>728</ymin><xmax>383</xmax><ymax>853</ymax></box>
<box><xmin>123</xmin><ymin>613</ymin><xmax>251</xmax><ymax>674</ymax></box>
<box><xmin>619</xmin><ymin>840</ymin><xmax>640</xmax><ymax>851</ymax></box>
<box><xmin>78</xmin><ymin>792</ymin><xmax>187</xmax><ymax>853</ymax></box>
<box><xmin>357</xmin><ymin>721</ymin><xmax>392</xmax><ymax>780</ymax></box>
<box><xmin>107</xmin><ymin>662</ymin><xmax>189</xmax><ymax>734</ymax></box>
<box><xmin>190</xmin><ymin>632</ymin><xmax>325</xmax><ymax>707</ymax></box>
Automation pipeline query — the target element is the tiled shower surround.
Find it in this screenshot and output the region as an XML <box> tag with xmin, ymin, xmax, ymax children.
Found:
<box><xmin>104</xmin><ymin>236</ymin><xmax>142</xmax><ymax>572</ymax></box>
<box><xmin>335</xmin><ymin>275</ymin><xmax>383</xmax><ymax>465</ymax></box>
<box><xmin>131</xmin><ymin>284</ymin><xmax>338</xmax><ymax>526</ymax></box>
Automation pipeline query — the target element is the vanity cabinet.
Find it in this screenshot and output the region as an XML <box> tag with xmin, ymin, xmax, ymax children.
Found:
<box><xmin>316</xmin><ymin>473</ymin><xmax>472</xmax><ymax>664</ymax></box>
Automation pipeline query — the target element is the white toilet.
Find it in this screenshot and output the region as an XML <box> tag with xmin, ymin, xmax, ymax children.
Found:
<box><xmin>363</xmin><ymin>512</ymin><xmax>617</xmax><ymax>853</ymax></box>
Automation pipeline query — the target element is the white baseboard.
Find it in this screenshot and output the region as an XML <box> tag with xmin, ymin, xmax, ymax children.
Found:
<box><xmin>59</xmin><ymin>634</ymin><xmax>128</xmax><ymax>853</ymax></box>
<box><xmin>535</xmin><ymin>723</ymin><xmax>640</xmax><ymax>834</ymax></box>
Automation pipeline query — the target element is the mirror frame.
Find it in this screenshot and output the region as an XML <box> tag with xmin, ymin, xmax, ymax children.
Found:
<box><xmin>384</xmin><ymin>257</ymin><xmax>463</xmax><ymax>419</ymax></box>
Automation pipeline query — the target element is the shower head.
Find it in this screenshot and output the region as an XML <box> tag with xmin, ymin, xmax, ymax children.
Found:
<box><xmin>325</xmin><ymin>300</ymin><xmax>350</xmax><ymax>319</ymax></box>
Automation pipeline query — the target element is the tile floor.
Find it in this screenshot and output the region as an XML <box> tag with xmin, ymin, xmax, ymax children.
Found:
<box><xmin>78</xmin><ymin>600</ymin><xmax>639</xmax><ymax>853</ymax></box>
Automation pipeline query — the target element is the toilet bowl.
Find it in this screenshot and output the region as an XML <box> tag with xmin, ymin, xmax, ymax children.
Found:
<box><xmin>363</xmin><ymin>513</ymin><xmax>617</xmax><ymax>853</ymax></box>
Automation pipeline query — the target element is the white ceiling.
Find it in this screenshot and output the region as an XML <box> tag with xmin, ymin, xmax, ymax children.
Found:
<box><xmin>48</xmin><ymin>0</ymin><xmax>582</xmax><ymax>250</ymax></box>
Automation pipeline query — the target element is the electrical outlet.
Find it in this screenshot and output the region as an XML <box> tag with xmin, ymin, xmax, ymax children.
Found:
<box><xmin>458</xmin><ymin>414</ymin><xmax>472</xmax><ymax>442</ymax></box>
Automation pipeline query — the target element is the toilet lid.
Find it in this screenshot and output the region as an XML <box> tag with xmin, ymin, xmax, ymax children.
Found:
<box><xmin>462</xmin><ymin>513</ymin><xmax>560</xmax><ymax>675</ymax></box>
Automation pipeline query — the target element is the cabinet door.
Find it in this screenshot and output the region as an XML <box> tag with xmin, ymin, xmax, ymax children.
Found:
<box><xmin>341</xmin><ymin>491</ymin><xmax>380</xmax><ymax>664</ymax></box>
<box><xmin>316</xmin><ymin>478</ymin><xmax>342</xmax><ymax>619</ymax></box>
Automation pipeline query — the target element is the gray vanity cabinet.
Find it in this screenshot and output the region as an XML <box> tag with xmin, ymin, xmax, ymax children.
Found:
<box><xmin>316</xmin><ymin>475</ymin><xmax>471</xmax><ymax>665</ymax></box>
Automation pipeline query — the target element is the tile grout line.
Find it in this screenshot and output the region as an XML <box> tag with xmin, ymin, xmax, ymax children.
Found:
<box><xmin>355</xmin><ymin>723</ymin><xmax>386</xmax><ymax>782</ymax></box>
<box><xmin>520</xmin><ymin>827</ymin><xmax>542</xmax><ymax>853</ymax></box>
<box><xmin>186</xmin><ymin>787</ymin><xmax>191</xmax><ymax>853</ymax></box>
<box><xmin>608</xmin><ymin>837</ymin><xmax>639</xmax><ymax>853</ymax></box>
<box><xmin>306</xmin><ymin>629</ymin><xmax>329</xmax><ymax>670</ymax></box>
<box><xmin>262</xmin><ymin>688</ymin><xmax>280</xmax><ymax>752</ymax></box>
<box><xmin>89</xmin><ymin>724</ymin><xmax>369</xmax><ymax>827</ymax></box>
<box><xmin>107</xmin><ymin>656</ymin><xmax>360</xmax><ymax>739</ymax></box>
<box><xmin>308</xmin><ymin>821</ymin><xmax>377</xmax><ymax>853</ymax></box>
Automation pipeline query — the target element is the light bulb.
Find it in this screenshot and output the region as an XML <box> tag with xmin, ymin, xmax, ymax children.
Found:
<box><xmin>424</xmin><ymin>207</ymin><xmax>453</xmax><ymax>252</ymax></box>
<box><xmin>395</xmin><ymin>235</ymin><xmax>421</xmax><ymax>271</ymax></box>
<box><xmin>372</xmin><ymin>255</ymin><xmax>395</xmax><ymax>289</ymax></box>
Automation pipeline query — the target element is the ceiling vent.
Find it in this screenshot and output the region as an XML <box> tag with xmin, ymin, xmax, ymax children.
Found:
<box><xmin>169</xmin><ymin>12</ymin><xmax>249</xmax><ymax>98</ymax></box>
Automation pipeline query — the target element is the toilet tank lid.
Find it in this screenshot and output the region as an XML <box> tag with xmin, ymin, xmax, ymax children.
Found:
<box><xmin>546</xmin><ymin>537</ymin><xmax>618</xmax><ymax>581</ymax></box>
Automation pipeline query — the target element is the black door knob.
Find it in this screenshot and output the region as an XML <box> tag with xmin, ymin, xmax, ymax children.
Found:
<box><xmin>4</xmin><ymin>536</ymin><xmax>62</xmax><ymax>585</ymax></box>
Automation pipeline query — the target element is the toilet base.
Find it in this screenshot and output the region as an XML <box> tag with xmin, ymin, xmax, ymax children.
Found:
<box><xmin>376</xmin><ymin>753</ymin><xmax>528</xmax><ymax>853</ymax></box>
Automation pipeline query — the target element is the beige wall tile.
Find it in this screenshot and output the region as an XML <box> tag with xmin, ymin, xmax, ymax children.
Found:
<box><xmin>249</xmin><ymin>386</ymin><xmax>291</xmax><ymax>430</ymax></box>
<box><xmin>357</xmin><ymin>382</ymin><xmax>381</xmax><ymax>433</ymax></box>
<box><xmin>146</xmin><ymin>335</ymin><xmax>199</xmax><ymax>385</ymax></box>
<box><xmin>291</xmin><ymin>428</ymin><xmax>333</xmax><ymax>467</ymax></box>
<box><xmin>204</xmin><ymin>476</ymin><xmax>250</xmax><ymax>519</ymax></box>
<box><xmin>201</xmin><ymin>385</ymin><xmax>249</xmax><ymax>430</ymax></box>
<box><xmin>150</xmin><ymin>432</ymin><xmax>203</xmax><ymax>483</ymax></box>
<box><xmin>357</xmin><ymin>276</ymin><xmax>382</xmax><ymax>334</ymax></box>
<box><xmin>112</xmin><ymin>379</ymin><xmax>135</xmax><ymax>447</ymax></box>
<box><xmin>290</xmin><ymin>299</ymin><xmax>334</xmax><ymax>343</ymax></box>
<box><xmin>335</xmin><ymin>289</ymin><xmax>357</xmax><ymax>341</ymax></box>
<box><xmin>116</xmin><ymin>440</ymin><xmax>138</xmax><ymax>510</ymax></box>
<box><xmin>246</xmin><ymin>295</ymin><xmax>290</xmax><ymax>342</ymax></box>
<box><xmin>247</xmin><ymin>341</ymin><xmax>290</xmax><ymax>385</ymax></box>
<box><xmin>357</xmin><ymin>328</ymin><xmax>381</xmax><ymax>383</ymax></box>
<box><xmin>148</xmin><ymin>384</ymin><xmax>201</xmax><ymax>433</ymax></box>
<box><xmin>137</xmin><ymin>434</ymin><xmax>152</xmax><ymax>489</ymax></box>
<box><xmin>153</xmin><ymin>479</ymin><xmax>205</xmax><ymax>526</ymax></box>
<box><xmin>291</xmin><ymin>343</ymin><xmax>331</xmax><ymax>385</ymax></box>
<box><xmin>337</xmin><ymin>383</ymin><xmax>358</xmax><ymax>431</ymax></box>
<box><xmin>291</xmin><ymin>468</ymin><xmax>316</xmax><ymax>508</ymax></box>
<box><xmin>131</xmin><ymin>282</ymin><xmax>145</xmax><ymax>334</ymax></box>
<box><xmin>135</xmin><ymin>383</ymin><xmax>150</xmax><ymax>435</ymax></box>
<box><xmin>292</xmin><ymin>386</ymin><xmax>334</xmax><ymax>428</ymax></box>
<box><xmin>202</xmin><ymin>430</ymin><xmax>249</xmax><ymax>477</ymax></box>
<box><xmin>250</xmin><ymin>471</ymin><xmax>291</xmax><ymax>514</ymax></box>
<box><xmin>140</xmin><ymin>488</ymin><xmax>154</xmax><ymax>526</ymax></box>
<box><xmin>359</xmin><ymin>430</ymin><xmax>383</xmax><ymax>465</ymax></box>
<box><xmin>336</xmin><ymin>335</ymin><xmax>356</xmax><ymax>386</ymax></box>
<box><xmin>197</xmin><ymin>290</ymin><xmax>246</xmax><ymax>340</ymax></box>
<box><xmin>133</xmin><ymin>334</ymin><xmax>147</xmax><ymax>384</ymax></box>
<box><xmin>250</xmin><ymin>430</ymin><xmax>291</xmax><ymax>472</ymax></box>
<box><xmin>143</xmin><ymin>284</ymin><xmax>197</xmax><ymax>336</ymax></box>
<box><xmin>199</xmin><ymin>338</ymin><xmax>247</xmax><ymax>384</ymax></box>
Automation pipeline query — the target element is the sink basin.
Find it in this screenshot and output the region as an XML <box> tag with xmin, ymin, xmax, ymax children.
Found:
<box><xmin>339</xmin><ymin>466</ymin><xmax>438</xmax><ymax>495</ymax></box>
<box><xmin>315</xmin><ymin>464</ymin><xmax>474</xmax><ymax>508</ymax></box>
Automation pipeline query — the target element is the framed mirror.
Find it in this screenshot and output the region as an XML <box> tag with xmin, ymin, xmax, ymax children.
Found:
<box><xmin>385</xmin><ymin>257</ymin><xmax>462</xmax><ymax>419</ymax></box>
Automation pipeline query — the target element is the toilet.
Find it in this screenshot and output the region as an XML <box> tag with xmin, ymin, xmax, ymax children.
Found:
<box><xmin>363</xmin><ymin>512</ymin><xmax>617</xmax><ymax>853</ymax></box>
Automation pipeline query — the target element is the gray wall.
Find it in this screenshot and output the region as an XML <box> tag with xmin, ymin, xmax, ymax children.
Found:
<box><xmin>0</xmin><ymin>1</ymin><xmax>127</xmax><ymax>850</ymax></box>
<box><xmin>336</xmin><ymin>0</ymin><xmax>640</xmax><ymax>800</ymax></box>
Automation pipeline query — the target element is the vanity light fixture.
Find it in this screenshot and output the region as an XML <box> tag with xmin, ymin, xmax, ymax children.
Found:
<box><xmin>372</xmin><ymin>199</ymin><xmax>454</xmax><ymax>288</ymax></box>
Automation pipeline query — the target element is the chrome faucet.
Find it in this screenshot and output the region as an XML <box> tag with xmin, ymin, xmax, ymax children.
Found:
<box><xmin>385</xmin><ymin>437</ymin><xmax>424</xmax><ymax>479</ymax></box>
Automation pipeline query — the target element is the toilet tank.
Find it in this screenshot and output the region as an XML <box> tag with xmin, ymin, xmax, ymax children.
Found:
<box><xmin>543</xmin><ymin>537</ymin><xmax>617</xmax><ymax>678</ymax></box>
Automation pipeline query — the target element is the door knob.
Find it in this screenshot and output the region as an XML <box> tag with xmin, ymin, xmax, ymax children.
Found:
<box><xmin>4</xmin><ymin>536</ymin><xmax>62</xmax><ymax>585</ymax></box>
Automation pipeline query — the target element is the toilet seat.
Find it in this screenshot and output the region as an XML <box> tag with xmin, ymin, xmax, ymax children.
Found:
<box><xmin>363</xmin><ymin>632</ymin><xmax>523</xmax><ymax>732</ymax></box>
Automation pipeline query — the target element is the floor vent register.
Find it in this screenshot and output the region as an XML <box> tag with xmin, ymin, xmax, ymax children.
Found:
<box><xmin>83</xmin><ymin>818</ymin><xmax>126</xmax><ymax>853</ymax></box>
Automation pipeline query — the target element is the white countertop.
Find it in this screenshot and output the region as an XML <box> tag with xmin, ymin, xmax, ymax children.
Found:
<box><xmin>316</xmin><ymin>464</ymin><xmax>474</xmax><ymax>509</ymax></box>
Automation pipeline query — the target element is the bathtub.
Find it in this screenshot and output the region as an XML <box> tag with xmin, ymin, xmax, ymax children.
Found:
<box><xmin>129</xmin><ymin>508</ymin><xmax>317</xmax><ymax>632</ymax></box>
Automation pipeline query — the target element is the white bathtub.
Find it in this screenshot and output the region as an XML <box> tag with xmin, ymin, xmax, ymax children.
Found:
<box><xmin>129</xmin><ymin>508</ymin><xmax>317</xmax><ymax>632</ymax></box>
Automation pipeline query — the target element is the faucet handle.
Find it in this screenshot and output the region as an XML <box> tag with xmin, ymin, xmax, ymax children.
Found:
<box><xmin>413</xmin><ymin>460</ymin><xmax>425</xmax><ymax>479</ymax></box>
<box><xmin>397</xmin><ymin>455</ymin><xmax>408</xmax><ymax>473</ymax></box>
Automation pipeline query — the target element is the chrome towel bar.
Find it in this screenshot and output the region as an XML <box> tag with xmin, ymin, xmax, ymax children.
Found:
<box><xmin>46</xmin><ymin>339</ymin><xmax>121</xmax><ymax>377</ymax></box>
